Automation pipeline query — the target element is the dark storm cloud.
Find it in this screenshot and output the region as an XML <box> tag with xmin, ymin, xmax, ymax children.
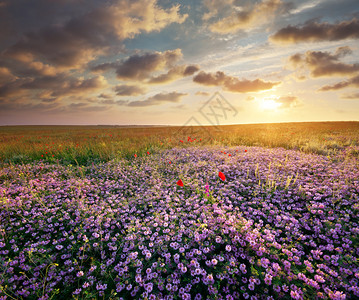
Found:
<box><xmin>114</xmin><ymin>84</ymin><xmax>147</xmax><ymax>96</ymax></box>
<box><xmin>288</xmin><ymin>47</ymin><xmax>359</xmax><ymax>77</ymax></box>
<box><xmin>193</xmin><ymin>71</ymin><xmax>280</xmax><ymax>93</ymax></box>
<box><xmin>270</xmin><ymin>18</ymin><xmax>359</xmax><ymax>44</ymax></box>
<box><xmin>319</xmin><ymin>75</ymin><xmax>359</xmax><ymax>91</ymax></box>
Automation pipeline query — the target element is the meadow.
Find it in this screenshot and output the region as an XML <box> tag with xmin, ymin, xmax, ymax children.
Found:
<box><xmin>0</xmin><ymin>122</ymin><xmax>358</xmax><ymax>299</ymax></box>
<box><xmin>1</xmin><ymin>122</ymin><xmax>358</xmax><ymax>166</ymax></box>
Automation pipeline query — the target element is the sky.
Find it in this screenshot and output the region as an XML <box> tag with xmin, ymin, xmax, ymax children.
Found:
<box><xmin>0</xmin><ymin>0</ymin><xmax>359</xmax><ymax>125</ymax></box>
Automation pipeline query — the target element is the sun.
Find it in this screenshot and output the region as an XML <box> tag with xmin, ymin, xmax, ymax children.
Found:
<box><xmin>260</xmin><ymin>97</ymin><xmax>281</xmax><ymax>111</ymax></box>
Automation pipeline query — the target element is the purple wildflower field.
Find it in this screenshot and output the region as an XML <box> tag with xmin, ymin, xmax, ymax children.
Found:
<box><xmin>0</xmin><ymin>146</ymin><xmax>358</xmax><ymax>299</ymax></box>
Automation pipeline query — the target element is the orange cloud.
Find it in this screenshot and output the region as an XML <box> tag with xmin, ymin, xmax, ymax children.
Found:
<box><xmin>270</xmin><ymin>18</ymin><xmax>359</xmax><ymax>44</ymax></box>
<box><xmin>195</xmin><ymin>91</ymin><xmax>210</xmax><ymax>96</ymax></box>
<box><xmin>0</xmin><ymin>67</ymin><xmax>16</xmax><ymax>84</ymax></box>
<box><xmin>193</xmin><ymin>71</ymin><xmax>280</xmax><ymax>93</ymax></box>
<box><xmin>209</xmin><ymin>0</ymin><xmax>284</xmax><ymax>33</ymax></box>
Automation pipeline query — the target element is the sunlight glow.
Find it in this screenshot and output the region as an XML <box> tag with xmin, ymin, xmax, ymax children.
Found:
<box><xmin>260</xmin><ymin>97</ymin><xmax>281</xmax><ymax>111</ymax></box>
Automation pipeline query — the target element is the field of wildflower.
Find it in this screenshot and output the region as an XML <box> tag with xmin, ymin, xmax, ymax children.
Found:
<box><xmin>0</xmin><ymin>123</ymin><xmax>359</xmax><ymax>299</ymax></box>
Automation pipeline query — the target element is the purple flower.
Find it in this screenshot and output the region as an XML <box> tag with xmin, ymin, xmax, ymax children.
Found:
<box><xmin>55</xmin><ymin>245</ymin><xmax>63</xmax><ymax>250</ymax></box>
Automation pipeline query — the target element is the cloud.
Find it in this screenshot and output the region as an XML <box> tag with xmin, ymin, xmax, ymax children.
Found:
<box><xmin>114</xmin><ymin>84</ymin><xmax>147</xmax><ymax>96</ymax></box>
<box><xmin>274</xmin><ymin>95</ymin><xmax>300</xmax><ymax>108</ymax></box>
<box><xmin>0</xmin><ymin>67</ymin><xmax>17</xmax><ymax>84</ymax></box>
<box><xmin>68</xmin><ymin>102</ymin><xmax>109</xmax><ymax>112</ymax></box>
<box><xmin>0</xmin><ymin>1</ymin><xmax>16</xmax><ymax>43</ymax></box>
<box><xmin>4</xmin><ymin>0</ymin><xmax>187</xmax><ymax>69</ymax></box>
<box><xmin>288</xmin><ymin>47</ymin><xmax>359</xmax><ymax>77</ymax></box>
<box><xmin>341</xmin><ymin>92</ymin><xmax>359</xmax><ymax>100</ymax></box>
<box><xmin>209</xmin><ymin>0</ymin><xmax>285</xmax><ymax>34</ymax></box>
<box><xmin>195</xmin><ymin>91</ymin><xmax>210</xmax><ymax>96</ymax></box>
<box><xmin>55</xmin><ymin>75</ymin><xmax>108</xmax><ymax>96</ymax></box>
<box><xmin>319</xmin><ymin>75</ymin><xmax>359</xmax><ymax>91</ymax></box>
<box><xmin>91</xmin><ymin>62</ymin><xmax>117</xmax><ymax>73</ymax></box>
<box><xmin>270</xmin><ymin>18</ymin><xmax>359</xmax><ymax>44</ymax></box>
<box><xmin>98</xmin><ymin>93</ymin><xmax>112</xmax><ymax>99</ymax></box>
<box><xmin>117</xmin><ymin>91</ymin><xmax>187</xmax><ymax>107</ymax></box>
<box><xmin>1</xmin><ymin>74</ymin><xmax>108</xmax><ymax>100</ymax></box>
<box><xmin>0</xmin><ymin>81</ymin><xmax>26</xmax><ymax>98</ymax></box>
<box><xmin>193</xmin><ymin>71</ymin><xmax>280</xmax><ymax>93</ymax></box>
<box><xmin>246</xmin><ymin>95</ymin><xmax>255</xmax><ymax>101</ymax></box>
<box><xmin>100</xmin><ymin>99</ymin><xmax>116</xmax><ymax>105</ymax></box>
<box><xmin>92</xmin><ymin>50</ymin><xmax>198</xmax><ymax>84</ymax></box>
<box><xmin>115</xmin><ymin>49</ymin><xmax>183</xmax><ymax>80</ymax></box>
<box><xmin>201</xmin><ymin>0</ymin><xmax>235</xmax><ymax>20</ymax></box>
<box><xmin>148</xmin><ymin>64</ymin><xmax>200</xmax><ymax>84</ymax></box>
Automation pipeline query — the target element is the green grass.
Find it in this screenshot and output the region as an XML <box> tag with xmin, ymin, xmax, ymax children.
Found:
<box><xmin>0</xmin><ymin>121</ymin><xmax>358</xmax><ymax>165</ymax></box>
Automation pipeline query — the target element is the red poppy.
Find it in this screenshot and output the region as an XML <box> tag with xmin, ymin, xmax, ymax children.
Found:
<box><xmin>134</xmin><ymin>154</ymin><xmax>137</xmax><ymax>158</ymax></box>
<box><xmin>177</xmin><ymin>179</ymin><xmax>184</xmax><ymax>187</ymax></box>
<box><xmin>147</xmin><ymin>151</ymin><xmax>150</xmax><ymax>155</ymax></box>
<box><xmin>180</xmin><ymin>140</ymin><xmax>184</xmax><ymax>143</ymax></box>
<box><xmin>244</xmin><ymin>150</ymin><xmax>247</xmax><ymax>152</ymax></box>
<box><xmin>218</xmin><ymin>172</ymin><xmax>226</xmax><ymax>181</ymax></box>
<box><xmin>224</xmin><ymin>152</ymin><xmax>226</xmax><ymax>154</ymax></box>
<box><xmin>169</xmin><ymin>161</ymin><xmax>171</xmax><ymax>164</ymax></box>
<box><xmin>228</xmin><ymin>154</ymin><xmax>231</xmax><ymax>157</ymax></box>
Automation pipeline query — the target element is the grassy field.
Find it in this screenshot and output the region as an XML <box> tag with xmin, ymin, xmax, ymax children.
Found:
<box><xmin>1</xmin><ymin>122</ymin><xmax>359</xmax><ymax>165</ymax></box>
<box><xmin>0</xmin><ymin>122</ymin><xmax>359</xmax><ymax>299</ymax></box>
